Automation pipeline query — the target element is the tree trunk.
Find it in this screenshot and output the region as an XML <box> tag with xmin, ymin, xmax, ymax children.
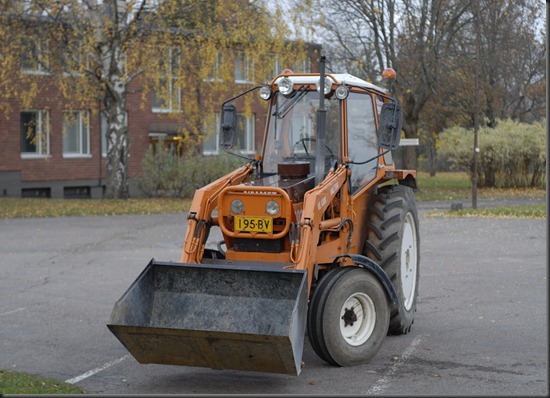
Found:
<box><xmin>401</xmin><ymin>116</ymin><xmax>418</xmax><ymax>171</ymax></box>
<box><xmin>105</xmin><ymin>77</ymin><xmax>130</xmax><ymax>199</ymax></box>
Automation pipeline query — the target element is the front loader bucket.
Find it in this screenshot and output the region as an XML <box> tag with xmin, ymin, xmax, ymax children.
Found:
<box><xmin>107</xmin><ymin>259</ymin><xmax>308</xmax><ymax>375</ymax></box>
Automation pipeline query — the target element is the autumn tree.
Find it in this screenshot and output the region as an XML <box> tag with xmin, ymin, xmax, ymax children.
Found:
<box><xmin>295</xmin><ymin>0</ymin><xmax>472</xmax><ymax>170</ymax></box>
<box><xmin>447</xmin><ymin>0</ymin><xmax>545</xmax><ymax>128</ymax></box>
<box><xmin>294</xmin><ymin>0</ymin><xmax>546</xmax><ymax>174</ymax></box>
<box><xmin>0</xmin><ymin>0</ymin><xmax>308</xmax><ymax>198</ymax></box>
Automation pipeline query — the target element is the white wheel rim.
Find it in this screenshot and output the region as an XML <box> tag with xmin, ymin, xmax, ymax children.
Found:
<box><xmin>401</xmin><ymin>212</ymin><xmax>418</xmax><ymax>311</ymax></box>
<box><xmin>339</xmin><ymin>292</ymin><xmax>376</xmax><ymax>346</ymax></box>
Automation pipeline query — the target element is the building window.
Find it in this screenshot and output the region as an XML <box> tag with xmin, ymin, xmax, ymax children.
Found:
<box><xmin>261</xmin><ymin>53</ymin><xmax>281</xmax><ymax>83</ymax></box>
<box><xmin>202</xmin><ymin>113</ymin><xmax>221</xmax><ymax>155</ymax></box>
<box><xmin>235</xmin><ymin>114</ymin><xmax>255</xmax><ymax>153</ymax></box>
<box><xmin>62</xmin><ymin>40</ymin><xmax>91</xmax><ymax>76</ymax></box>
<box><xmin>63</xmin><ymin>111</ymin><xmax>90</xmax><ymax>157</ymax></box>
<box><xmin>20</xmin><ymin>110</ymin><xmax>50</xmax><ymax>157</ymax></box>
<box><xmin>271</xmin><ymin>56</ymin><xmax>281</xmax><ymax>80</ymax></box>
<box><xmin>234</xmin><ymin>51</ymin><xmax>254</xmax><ymax>84</ymax></box>
<box><xmin>293</xmin><ymin>57</ymin><xmax>311</xmax><ymax>73</ymax></box>
<box><xmin>21</xmin><ymin>39</ymin><xmax>50</xmax><ymax>74</ymax></box>
<box><xmin>152</xmin><ymin>47</ymin><xmax>181</xmax><ymax>113</ymax></box>
<box><xmin>206</xmin><ymin>52</ymin><xmax>222</xmax><ymax>82</ymax></box>
<box><xmin>202</xmin><ymin>113</ymin><xmax>254</xmax><ymax>155</ymax></box>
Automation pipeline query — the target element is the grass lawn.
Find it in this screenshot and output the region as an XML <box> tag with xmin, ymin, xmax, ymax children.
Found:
<box><xmin>416</xmin><ymin>171</ymin><xmax>546</xmax><ymax>201</ymax></box>
<box><xmin>0</xmin><ymin>369</ymin><xmax>84</xmax><ymax>394</ymax></box>
<box><xmin>428</xmin><ymin>203</ymin><xmax>546</xmax><ymax>218</ymax></box>
<box><xmin>0</xmin><ymin>197</ymin><xmax>192</xmax><ymax>219</ymax></box>
<box><xmin>416</xmin><ymin>172</ymin><xmax>546</xmax><ymax>218</ymax></box>
<box><xmin>0</xmin><ymin>172</ymin><xmax>545</xmax><ymax>219</ymax></box>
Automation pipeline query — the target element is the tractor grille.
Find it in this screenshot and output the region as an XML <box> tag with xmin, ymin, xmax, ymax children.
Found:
<box><xmin>234</xmin><ymin>238</ymin><xmax>284</xmax><ymax>253</ymax></box>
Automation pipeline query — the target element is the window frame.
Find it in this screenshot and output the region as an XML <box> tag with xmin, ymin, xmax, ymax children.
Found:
<box><xmin>206</xmin><ymin>52</ymin><xmax>223</xmax><ymax>82</ymax></box>
<box><xmin>20</xmin><ymin>110</ymin><xmax>50</xmax><ymax>158</ymax></box>
<box><xmin>62</xmin><ymin>110</ymin><xmax>91</xmax><ymax>158</ymax></box>
<box><xmin>292</xmin><ymin>57</ymin><xmax>311</xmax><ymax>74</ymax></box>
<box><xmin>152</xmin><ymin>47</ymin><xmax>181</xmax><ymax>113</ymax></box>
<box><xmin>21</xmin><ymin>38</ymin><xmax>50</xmax><ymax>75</ymax></box>
<box><xmin>235</xmin><ymin>113</ymin><xmax>255</xmax><ymax>154</ymax></box>
<box><xmin>202</xmin><ymin>113</ymin><xmax>221</xmax><ymax>155</ymax></box>
<box><xmin>234</xmin><ymin>51</ymin><xmax>254</xmax><ymax>84</ymax></box>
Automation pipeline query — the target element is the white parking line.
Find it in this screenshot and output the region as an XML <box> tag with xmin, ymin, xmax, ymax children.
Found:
<box><xmin>366</xmin><ymin>334</ymin><xmax>426</xmax><ymax>395</ymax></box>
<box><xmin>65</xmin><ymin>355</ymin><xmax>130</xmax><ymax>384</ymax></box>
<box><xmin>0</xmin><ymin>307</ymin><xmax>26</xmax><ymax>316</ymax></box>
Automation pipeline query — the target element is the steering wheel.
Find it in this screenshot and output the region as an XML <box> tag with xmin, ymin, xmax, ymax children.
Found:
<box><xmin>291</xmin><ymin>137</ymin><xmax>337</xmax><ymax>171</ymax></box>
<box><xmin>294</xmin><ymin>137</ymin><xmax>335</xmax><ymax>158</ymax></box>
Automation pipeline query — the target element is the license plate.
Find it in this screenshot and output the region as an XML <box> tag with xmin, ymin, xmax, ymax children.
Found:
<box><xmin>234</xmin><ymin>216</ymin><xmax>273</xmax><ymax>233</ymax></box>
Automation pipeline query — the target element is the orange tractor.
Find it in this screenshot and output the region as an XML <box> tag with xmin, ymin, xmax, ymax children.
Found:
<box><xmin>108</xmin><ymin>57</ymin><xmax>419</xmax><ymax>376</ymax></box>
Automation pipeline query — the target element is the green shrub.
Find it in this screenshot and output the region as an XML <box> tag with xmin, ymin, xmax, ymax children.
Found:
<box><xmin>137</xmin><ymin>141</ymin><xmax>186</xmax><ymax>197</ymax></box>
<box><xmin>137</xmin><ymin>141</ymin><xmax>245</xmax><ymax>197</ymax></box>
<box><xmin>438</xmin><ymin>119</ymin><xmax>546</xmax><ymax>188</ymax></box>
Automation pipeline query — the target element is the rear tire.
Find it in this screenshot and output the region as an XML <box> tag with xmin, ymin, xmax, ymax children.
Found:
<box><xmin>307</xmin><ymin>267</ymin><xmax>390</xmax><ymax>366</ymax></box>
<box><xmin>364</xmin><ymin>184</ymin><xmax>420</xmax><ymax>335</ymax></box>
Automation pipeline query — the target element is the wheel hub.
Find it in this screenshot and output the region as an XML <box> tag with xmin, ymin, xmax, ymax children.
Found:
<box><xmin>342</xmin><ymin>308</ymin><xmax>358</xmax><ymax>326</ymax></box>
<box><xmin>339</xmin><ymin>293</ymin><xmax>376</xmax><ymax>346</ymax></box>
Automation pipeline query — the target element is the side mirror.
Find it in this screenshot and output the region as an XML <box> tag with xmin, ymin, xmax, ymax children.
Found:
<box><xmin>219</xmin><ymin>104</ymin><xmax>237</xmax><ymax>150</ymax></box>
<box><xmin>378</xmin><ymin>101</ymin><xmax>403</xmax><ymax>150</ymax></box>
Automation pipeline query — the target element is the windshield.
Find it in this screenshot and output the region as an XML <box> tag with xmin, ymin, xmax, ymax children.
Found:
<box><xmin>262</xmin><ymin>90</ymin><xmax>341</xmax><ymax>175</ymax></box>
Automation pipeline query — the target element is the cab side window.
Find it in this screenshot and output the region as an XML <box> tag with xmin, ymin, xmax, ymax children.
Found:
<box><xmin>347</xmin><ymin>93</ymin><xmax>378</xmax><ymax>193</ymax></box>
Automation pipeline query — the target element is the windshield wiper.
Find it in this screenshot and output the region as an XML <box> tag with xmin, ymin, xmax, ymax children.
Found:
<box><xmin>273</xmin><ymin>85</ymin><xmax>308</xmax><ymax>119</ymax></box>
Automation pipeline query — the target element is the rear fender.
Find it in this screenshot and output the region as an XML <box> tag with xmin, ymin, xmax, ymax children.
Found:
<box><xmin>332</xmin><ymin>254</ymin><xmax>398</xmax><ymax>306</ymax></box>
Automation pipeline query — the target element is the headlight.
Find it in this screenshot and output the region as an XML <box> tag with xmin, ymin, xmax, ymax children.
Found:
<box><xmin>265</xmin><ymin>200</ymin><xmax>280</xmax><ymax>216</ymax></box>
<box><xmin>278</xmin><ymin>77</ymin><xmax>294</xmax><ymax>96</ymax></box>
<box><xmin>230</xmin><ymin>199</ymin><xmax>244</xmax><ymax>214</ymax></box>
<box><xmin>335</xmin><ymin>84</ymin><xmax>349</xmax><ymax>99</ymax></box>
<box><xmin>259</xmin><ymin>86</ymin><xmax>272</xmax><ymax>100</ymax></box>
<box><xmin>316</xmin><ymin>77</ymin><xmax>332</xmax><ymax>95</ymax></box>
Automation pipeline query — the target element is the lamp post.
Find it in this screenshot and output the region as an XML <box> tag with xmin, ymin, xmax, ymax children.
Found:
<box><xmin>472</xmin><ymin>1</ymin><xmax>481</xmax><ymax>209</ymax></box>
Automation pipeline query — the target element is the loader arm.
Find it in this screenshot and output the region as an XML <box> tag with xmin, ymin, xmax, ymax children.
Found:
<box><xmin>180</xmin><ymin>162</ymin><xmax>255</xmax><ymax>264</ymax></box>
<box><xmin>294</xmin><ymin>163</ymin><xmax>350</xmax><ymax>293</ymax></box>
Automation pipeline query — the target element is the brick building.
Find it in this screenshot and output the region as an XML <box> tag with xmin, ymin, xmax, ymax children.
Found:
<box><xmin>0</xmin><ymin>49</ymin><xmax>318</xmax><ymax>199</ymax></box>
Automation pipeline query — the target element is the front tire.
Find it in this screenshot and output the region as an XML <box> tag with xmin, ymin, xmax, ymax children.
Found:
<box><xmin>307</xmin><ymin>267</ymin><xmax>390</xmax><ymax>366</ymax></box>
<box><xmin>364</xmin><ymin>184</ymin><xmax>420</xmax><ymax>335</ymax></box>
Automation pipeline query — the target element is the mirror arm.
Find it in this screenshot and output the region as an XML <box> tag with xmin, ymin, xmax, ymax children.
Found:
<box><xmin>220</xmin><ymin>85</ymin><xmax>263</xmax><ymax>113</ymax></box>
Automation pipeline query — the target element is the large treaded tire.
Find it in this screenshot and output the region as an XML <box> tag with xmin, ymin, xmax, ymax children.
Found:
<box><xmin>364</xmin><ymin>184</ymin><xmax>420</xmax><ymax>335</ymax></box>
<box><xmin>307</xmin><ymin>267</ymin><xmax>390</xmax><ymax>366</ymax></box>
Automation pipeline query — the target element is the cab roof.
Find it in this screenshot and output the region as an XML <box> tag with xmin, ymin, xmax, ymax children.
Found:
<box><xmin>273</xmin><ymin>73</ymin><xmax>387</xmax><ymax>94</ymax></box>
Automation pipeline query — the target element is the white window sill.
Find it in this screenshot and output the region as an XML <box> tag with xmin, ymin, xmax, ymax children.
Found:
<box><xmin>152</xmin><ymin>108</ymin><xmax>182</xmax><ymax>114</ymax></box>
<box><xmin>21</xmin><ymin>69</ymin><xmax>51</xmax><ymax>76</ymax></box>
<box><xmin>20</xmin><ymin>153</ymin><xmax>51</xmax><ymax>160</ymax></box>
<box><xmin>63</xmin><ymin>154</ymin><xmax>92</xmax><ymax>159</ymax></box>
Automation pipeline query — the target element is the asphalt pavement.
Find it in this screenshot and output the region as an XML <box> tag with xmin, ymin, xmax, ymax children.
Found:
<box><xmin>0</xmin><ymin>197</ymin><xmax>547</xmax><ymax>395</ymax></box>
